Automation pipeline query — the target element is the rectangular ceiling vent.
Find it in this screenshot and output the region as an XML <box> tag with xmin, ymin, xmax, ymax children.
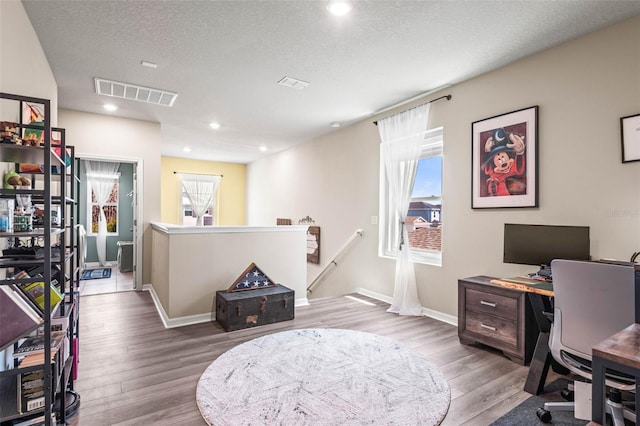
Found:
<box><xmin>277</xmin><ymin>76</ymin><xmax>309</xmax><ymax>90</ymax></box>
<box><xmin>94</xmin><ymin>77</ymin><xmax>178</xmax><ymax>107</ymax></box>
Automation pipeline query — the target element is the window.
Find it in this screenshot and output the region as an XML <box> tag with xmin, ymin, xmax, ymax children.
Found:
<box><xmin>181</xmin><ymin>192</ymin><xmax>213</xmax><ymax>226</ymax></box>
<box><xmin>87</xmin><ymin>179</ymin><xmax>119</xmax><ymax>235</ymax></box>
<box><xmin>379</xmin><ymin>127</ymin><xmax>443</xmax><ymax>266</ymax></box>
<box><xmin>177</xmin><ymin>173</ymin><xmax>221</xmax><ymax>226</ymax></box>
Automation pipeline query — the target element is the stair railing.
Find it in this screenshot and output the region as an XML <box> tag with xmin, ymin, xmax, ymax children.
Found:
<box><xmin>307</xmin><ymin>228</ymin><xmax>364</xmax><ymax>294</ymax></box>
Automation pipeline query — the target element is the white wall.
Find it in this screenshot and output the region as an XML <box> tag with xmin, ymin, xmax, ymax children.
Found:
<box><xmin>0</xmin><ymin>0</ymin><xmax>57</xmax><ymax>125</ymax></box>
<box><xmin>59</xmin><ymin>110</ymin><xmax>162</xmax><ymax>285</ymax></box>
<box><xmin>247</xmin><ymin>15</ymin><xmax>640</xmax><ymax>318</ymax></box>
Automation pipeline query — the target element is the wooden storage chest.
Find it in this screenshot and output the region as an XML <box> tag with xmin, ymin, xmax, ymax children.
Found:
<box><xmin>215</xmin><ymin>284</ymin><xmax>294</xmax><ymax>332</ymax></box>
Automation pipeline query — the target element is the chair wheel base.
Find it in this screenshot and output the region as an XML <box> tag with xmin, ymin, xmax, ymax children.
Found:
<box><xmin>536</xmin><ymin>407</ymin><xmax>552</xmax><ymax>423</ymax></box>
<box><xmin>561</xmin><ymin>389</ymin><xmax>575</xmax><ymax>401</ymax></box>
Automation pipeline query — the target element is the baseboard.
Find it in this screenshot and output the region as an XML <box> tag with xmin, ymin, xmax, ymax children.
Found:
<box><xmin>84</xmin><ymin>261</ymin><xmax>117</xmax><ymax>269</ymax></box>
<box><xmin>144</xmin><ymin>284</ymin><xmax>311</xmax><ymax>328</ymax></box>
<box><xmin>355</xmin><ymin>287</ymin><xmax>458</xmax><ymax>327</ymax></box>
<box><xmin>143</xmin><ymin>284</ymin><xmax>212</xmax><ymax>328</ymax></box>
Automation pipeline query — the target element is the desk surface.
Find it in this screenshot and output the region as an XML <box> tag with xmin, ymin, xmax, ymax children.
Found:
<box><xmin>592</xmin><ymin>323</ymin><xmax>640</xmax><ymax>370</ymax></box>
<box><xmin>489</xmin><ymin>277</ymin><xmax>554</xmax><ymax>297</ymax></box>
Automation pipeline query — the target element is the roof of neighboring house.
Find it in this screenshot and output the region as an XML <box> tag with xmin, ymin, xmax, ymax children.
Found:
<box><xmin>406</xmin><ymin>216</ymin><xmax>427</xmax><ymax>224</ymax></box>
<box><xmin>408</xmin><ymin>227</ymin><xmax>442</xmax><ymax>252</ymax></box>
<box><xmin>409</xmin><ymin>201</ymin><xmax>442</xmax><ymax>210</ymax></box>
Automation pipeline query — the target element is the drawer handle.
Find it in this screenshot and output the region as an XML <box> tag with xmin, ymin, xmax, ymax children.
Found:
<box><xmin>480</xmin><ymin>300</ymin><xmax>497</xmax><ymax>308</ymax></box>
<box><xmin>480</xmin><ymin>323</ymin><xmax>497</xmax><ymax>332</ymax></box>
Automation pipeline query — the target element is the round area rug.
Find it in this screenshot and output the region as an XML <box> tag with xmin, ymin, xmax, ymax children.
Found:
<box><xmin>196</xmin><ymin>328</ymin><xmax>450</xmax><ymax>425</ymax></box>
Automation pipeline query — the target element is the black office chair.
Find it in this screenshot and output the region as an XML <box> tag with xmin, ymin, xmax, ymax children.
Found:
<box><xmin>536</xmin><ymin>259</ymin><xmax>636</xmax><ymax>425</ymax></box>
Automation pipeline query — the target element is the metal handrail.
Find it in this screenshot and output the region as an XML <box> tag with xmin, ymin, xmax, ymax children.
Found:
<box><xmin>307</xmin><ymin>229</ymin><xmax>363</xmax><ymax>293</ymax></box>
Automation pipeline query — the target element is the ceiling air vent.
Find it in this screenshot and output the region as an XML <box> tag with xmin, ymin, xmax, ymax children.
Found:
<box><xmin>94</xmin><ymin>78</ymin><xmax>178</xmax><ymax>107</ymax></box>
<box><xmin>277</xmin><ymin>76</ymin><xmax>309</xmax><ymax>90</ymax></box>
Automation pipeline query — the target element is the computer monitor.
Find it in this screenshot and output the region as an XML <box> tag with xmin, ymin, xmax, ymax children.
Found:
<box><xmin>503</xmin><ymin>223</ymin><xmax>590</xmax><ymax>268</ymax></box>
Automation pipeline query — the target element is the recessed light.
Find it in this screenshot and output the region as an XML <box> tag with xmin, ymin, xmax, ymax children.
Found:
<box><xmin>259</xmin><ymin>146</ymin><xmax>267</xmax><ymax>152</ymax></box>
<box><xmin>209</xmin><ymin>122</ymin><xmax>221</xmax><ymax>130</ymax></box>
<box><xmin>183</xmin><ymin>147</ymin><xmax>192</xmax><ymax>153</ymax></box>
<box><xmin>327</xmin><ymin>0</ymin><xmax>352</xmax><ymax>16</ymax></box>
<box><xmin>141</xmin><ymin>60</ymin><xmax>158</xmax><ymax>69</ymax></box>
<box><xmin>330</xmin><ymin>122</ymin><xmax>340</xmax><ymax>128</ymax></box>
<box><xmin>103</xmin><ymin>104</ymin><xmax>118</xmax><ymax>112</ymax></box>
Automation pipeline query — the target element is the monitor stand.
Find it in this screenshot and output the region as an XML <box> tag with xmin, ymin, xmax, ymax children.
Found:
<box><xmin>537</xmin><ymin>265</ymin><xmax>552</xmax><ymax>278</ymax></box>
<box><xmin>528</xmin><ymin>265</ymin><xmax>552</xmax><ymax>281</ymax></box>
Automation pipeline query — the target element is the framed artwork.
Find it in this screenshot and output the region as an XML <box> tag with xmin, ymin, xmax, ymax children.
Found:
<box><xmin>306</xmin><ymin>226</ymin><xmax>320</xmax><ymax>264</ymax></box>
<box><xmin>621</xmin><ymin>113</ymin><xmax>640</xmax><ymax>163</ymax></box>
<box><xmin>471</xmin><ymin>106</ymin><xmax>538</xmax><ymax>209</ymax></box>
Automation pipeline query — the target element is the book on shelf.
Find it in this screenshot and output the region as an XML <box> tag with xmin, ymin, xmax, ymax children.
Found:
<box><xmin>13</xmin><ymin>331</ymin><xmax>65</xmax><ymax>359</ymax></box>
<box><xmin>17</xmin><ymin>347</ymin><xmax>62</xmax><ymax>414</ymax></box>
<box><xmin>18</xmin><ymin>369</ymin><xmax>46</xmax><ymax>414</ymax></box>
<box><xmin>0</xmin><ymin>285</ymin><xmax>43</xmax><ymax>351</ymax></box>
<box><xmin>17</xmin><ymin>348</ymin><xmax>59</xmax><ymax>368</ymax></box>
<box><xmin>10</xmin><ymin>411</ymin><xmax>56</xmax><ymax>425</ymax></box>
<box><xmin>16</xmin><ymin>281</ymin><xmax>63</xmax><ymax>314</ymax></box>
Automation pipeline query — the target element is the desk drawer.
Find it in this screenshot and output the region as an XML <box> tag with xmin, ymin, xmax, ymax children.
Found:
<box><xmin>465</xmin><ymin>287</ymin><xmax>518</xmax><ymax>319</ymax></box>
<box><xmin>465</xmin><ymin>311</ymin><xmax>518</xmax><ymax>347</ymax></box>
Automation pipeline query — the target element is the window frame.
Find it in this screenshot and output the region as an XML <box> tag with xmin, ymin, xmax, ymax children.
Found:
<box><xmin>378</xmin><ymin>127</ymin><xmax>443</xmax><ymax>266</ymax></box>
<box><xmin>86</xmin><ymin>178</ymin><xmax>120</xmax><ymax>236</ymax></box>
<box><xmin>180</xmin><ymin>191</ymin><xmax>215</xmax><ymax>226</ymax></box>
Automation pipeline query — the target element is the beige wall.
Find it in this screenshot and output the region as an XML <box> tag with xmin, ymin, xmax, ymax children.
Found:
<box><xmin>150</xmin><ymin>225</ymin><xmax>307</xmax><ymax>321</ymax></box>
<box><xmin>247</xmin><ymin>16</ymin><xmax>640</xmax><ymax>318</ymax></box>
<box><xmin>0</xmin><ymin>0</ymin><xmax>57</xmax><ymax>125</ymax></box>
<box><xmin>160</xmin><ymin>156</ymin><xmax>246</xmax><ymax>226</ymax></box>
<box><xmin>59</xmin><ymin>109</ymin><xmax>162</xmax><ymax>286</ymax></box>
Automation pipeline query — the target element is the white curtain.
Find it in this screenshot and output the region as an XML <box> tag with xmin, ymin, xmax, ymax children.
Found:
<box><xmin>179</xmin><ymin>174</ymin><xmax>221</xmax><ymax>226</ymax></box>
<box><xmin>378</xmin><ymin>103</ymin><xmax>430</xmax><ymax>316</ymax></box>
<box><xmin>85</xmin><ymin>160</ymin><xmax>120</xmax><ymax>266</ymax></box>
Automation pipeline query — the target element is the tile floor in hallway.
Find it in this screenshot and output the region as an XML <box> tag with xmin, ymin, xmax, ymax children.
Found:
<box><xmin>79</xmin><ymin>265</ymin><xmax>134</xmax><ymax>296</ymax></box>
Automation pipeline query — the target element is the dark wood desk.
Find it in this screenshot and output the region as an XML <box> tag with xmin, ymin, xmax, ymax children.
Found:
<box><xmin>591</xmin><ymin>323</ymin><xmax>640</xmax><ymax>424</ymax></box>
<box><xmin>465</xmin><ymin>264</ymin><xmax>640</xmax><ymax>396</ymax></box>
<box><xmin>489</xmin><ymin>277</ymin><xmax>556</xmax><ymax>395</ymax></box>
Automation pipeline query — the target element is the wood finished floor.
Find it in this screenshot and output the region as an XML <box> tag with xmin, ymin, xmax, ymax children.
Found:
<box><xmin>70</xmin><ymin>291</ymin><xmax>557</xmax><ymax>425</ymax></box>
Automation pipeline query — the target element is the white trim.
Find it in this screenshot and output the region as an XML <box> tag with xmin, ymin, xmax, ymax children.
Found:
<box><xmin>144</xmin><ymin>284</ymin><xmax>310</xmax><ymax>328</ymax></box>
<box><xmin>150</xmin><ymin>222</ymin><xmax>308</xmax><ymax>235</ymax></box>
<box><xmin>378</xmin><ymin>127</ymin><xmax>444</xmax><ymax>266</ymax></box>
<box><xmin>143</xmin><ymin>284</ymin><xmax>212</xmax><ymax>328</ymax></box>
<box><xmin>355</xmin><ymin>287</ymin><xmax>458</xmax><ymax>327</ymax></box>
<box><xmin>77</xmin><ymin>153</ymin><xmax>144</xmax><ymax>291</ymax></box>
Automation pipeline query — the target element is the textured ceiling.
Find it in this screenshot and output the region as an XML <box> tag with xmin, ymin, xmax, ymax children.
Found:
<box><xmin>21</xmin><ymin>0</ymin><xmax>640</xmax><ymax>164</ymax></box>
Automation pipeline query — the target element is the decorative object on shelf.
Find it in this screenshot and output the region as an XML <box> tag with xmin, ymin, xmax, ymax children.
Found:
<box><xmin>227</xmin><ymin>263</ymin><xmax>276</xmax><ymax>292</ymax></box>
<box><xmin>298</xmin><ymin>216</ymin><xmax>320</xmax><ymax>264</ymax></box>
<box><xmin>621</xmin><ymin>113</ymin><xmax>640</xmax><ymax>163</ymax></box>
<box><xmin>3</xmin><ymin>171</ymin><xmax>30</xmax><ymax>189</ymax></box>
<box><xmin>21</xmin><ymin>101</ymin><xmax>45</xmax><ymax>146</ymax></box>
<box><xmin>276</xmin><ymin>218</ymin><xmax>292</xmax><ymax>225</ymax></box>
<box><xmin>0</xmin><ymin>198</ymin><xmax>14</xmax><ymax>232</ymax></box>
<box><xmin>298</xmin><ymin>215</ymin><xmax>315</xmax><ymax>224</ymax></box>
<box><xmin>471</xmin><ymin>106</ymin><xmax>538</xmax><ymax>209</ymax></box>
<box><xmin>0</xmin><ymin>121</ymin><xmax>21</xmax><ymax>144</ymax></box>
<box><xmin>13</xmin><ymin>212</ymin><xmax>33</xmax><ymax>232</ymax></box>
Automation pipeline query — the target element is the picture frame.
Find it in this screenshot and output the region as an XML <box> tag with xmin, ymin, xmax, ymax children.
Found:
<box><xmin>306</xmin><ymin>226</ymin><xmax>320</xmax><ymax>264</ymax></box>
<box><xmin>621</xmin><ymin>113</ymin><xmax>640</xmax><ymax>163</ymax></box>
<box><xmin>471</xmin><ymin>106</ymin><xmax>538</xmax><ymax>209</ymax></box>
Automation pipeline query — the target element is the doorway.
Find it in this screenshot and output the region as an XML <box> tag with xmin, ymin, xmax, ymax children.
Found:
<box><xmin>76</xmin><ymin>155</ymin><xmax>143</xmax><ymax>296</ymax></box>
